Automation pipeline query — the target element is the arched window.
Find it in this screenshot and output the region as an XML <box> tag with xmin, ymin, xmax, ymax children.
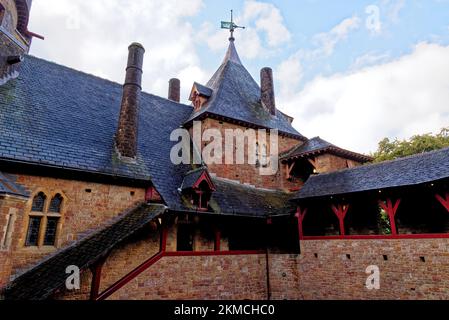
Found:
<box><xmin>26</xmin><ymin>192</ymin><xmax>63</xmax><ymax>247</ymax></box>
<box><xmin>49</xmin><ymin>194</ymin><xmax>63</xmax><ymax>213</ymax></box>
<box><xmin>31</xmin><ymin>192</ymin><xmax>46</xmax><ymax>212</ymax></box>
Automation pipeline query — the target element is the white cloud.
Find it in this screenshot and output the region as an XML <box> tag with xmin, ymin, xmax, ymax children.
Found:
<box><xmin>199</xmin><ymin>0</ymin><xmax>291</xmax><ymax>59</ymax></box>
<box><xmin>350</xmin><ymin>52</ymin><xmax>391</xmax><ymax>70</ymax></box>
<box><xmin>279</xmin><ymin>43</ymin><xmax>449</xmax><ymax>153</ymax></box>
<box><xmin>311</xmin><ymin>16</ymin><xmax>361</xmax><ymax>58</ymax></box>
<box><xmin>28</xmin><ymin>0</ymin><xmax>206</xmax><ymax>103</ymax></box>
<box><xmin>275</xmin><ymin>16</ymin><xmax>361</xmax><ymax>101</ymax></box>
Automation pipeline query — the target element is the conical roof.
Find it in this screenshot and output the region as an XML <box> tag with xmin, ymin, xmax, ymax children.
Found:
<box><xmin>186</xmin><ymin>40</ymin><xmax>305</xmax><ymax>139</ymax></box>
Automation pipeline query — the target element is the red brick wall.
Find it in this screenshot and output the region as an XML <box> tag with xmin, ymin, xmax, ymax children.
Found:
<box><xmin>299</xmin><ymin>238</ymin><xmax>449</xmax><ymax>299</ymax></box>
<box><xmin>314</xmin><ymin>154</ymin><xmax>361</xmax><ymax>174</ymax></box>
<box><xmin>6</xmin><ymin>173</ymin><xmax>146</xmax><ymax>280</ymax></box>
<box><xmin>109</xmin><ymin>255</ymin><xmax>269</xmax><ymax>300</ymax></box>
<box><xmin>197</xmin><ymin>118</ymin><xmax>302</xmax><ymax>190</ymax></box>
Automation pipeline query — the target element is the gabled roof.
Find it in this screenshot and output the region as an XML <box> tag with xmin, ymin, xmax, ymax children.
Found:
<box><xmin>185</xmin><ymin>40</ymin><xmax>305</xmax><ymax>139</ymax></box>
<box><xmin>281</xmin><ymin>137</ymin><xmax>372</xmax><ymax>163</ymax></box>
<box><xmin>192</xmin><ymin>82</ymin><xmax>213</xmax><ymax>98</ymax></box>
<box><xmin>0</xmin><ymin>55</ymin><xmax>193</xmax><ymax>209</ymax></box>
<box><xmin>293</xmin><ymin>147</ymin><xmax>449</xmax><ymax>200</ymax></box>
<box><xmin>2</xmin><ymin>203</ymin><xmax>166</xmax><ymax>300</ymax></box>
<box><xmin>0</xmin><ymin>172</ymin><xmax>28</xmax><ymax>197</ymax></box>
<box><xmin>181</xmin><ymin>167</ymin><xmax>216</xmax><ymax>191</ymax></box>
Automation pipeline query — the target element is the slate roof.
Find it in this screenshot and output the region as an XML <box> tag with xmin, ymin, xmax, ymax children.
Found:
<box><xmin>185</xmin><ymin>40</ymin><xmax>306</xmax><ymax>139</ymax></box>
<box><xmin>193</xmin><ymin>82</ymin><xmax>213</xmax><ymax>98</ymax></box>
<box><xmin>281</xmin><ymin>137</ymin><xmax>372</xmax><ymax>162</ymax></box>
<box><xmin>2</xmin><ymin>203</ymin><xmax>166</xmax><ymax>300</ymax></box>
<box><xmin>209</xmin><ymin>178</ymin><xmax>294</xmax><ymax>217</ymax></box>
<box><xmin>0</xmin><ymin>172</ymin><xmax>28</xmax><ymax>197</ymax></box>
<box><xmin>293</xmin><ymin>147</ymin><xmax>449</xmax><ymax>200</ymax></box>
<box><xmin>181</xmin><ymin>167</ymin><xmax>208</xmax><ymax>190</ymax></box>
<box><xmin>0</xmin><ymin>55</ymin><xmax>193</xmax><ymax>209</ymax></box>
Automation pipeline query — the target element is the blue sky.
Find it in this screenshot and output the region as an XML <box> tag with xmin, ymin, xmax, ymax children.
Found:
<box><xmin>28</xmin><ymin>0</ymin><xmax>449</xmax><ymax>153</ymax></box>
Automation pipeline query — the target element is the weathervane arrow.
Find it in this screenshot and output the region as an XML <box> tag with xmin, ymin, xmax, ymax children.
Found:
<box><xmin>221</xmin><ymin>10</ymin><xmax>245</xmax><ymax>40</ymax></box>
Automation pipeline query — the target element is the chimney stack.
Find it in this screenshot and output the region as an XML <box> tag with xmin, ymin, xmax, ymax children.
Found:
<box><xmin>260</xmin><ymin>67</ymin><xmax>276</xmax><ymax>115</ymax></box>
<box><xmin>115</xmin><ymin>43</ymin><xmax>145</xmax><ymax>159</ymax></box>
<box><xmin>168</xmin><ymin>78</ymin><xmax>181</xmax><ymax>103</ymax></box>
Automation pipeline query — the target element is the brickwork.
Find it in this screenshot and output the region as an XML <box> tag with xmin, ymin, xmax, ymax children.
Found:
<box><xmin>198</xmin><ymin>118</ymin><xmax>302</xmax><ymax>190</ymax></box>
<box><xmin>0</xmin><ymin>195</ymin><xmax>27</xmax><ymax>287</ymax></box>
<box><xmin>314</xmin><ymin>153</ymin><xmax>361</xmax><ymax>174</ymax></box>
<box><xmin>299</xmin><ymin>238</ymin><xmax>449</xmax><ymax>300</ymax></box>
<box><xmin>109</xmin><ymin>254</ymin><xmax>269</xmax><ymax>300</ymax></box>
<box><xmin>5</xmin><ymin>173</ymin><xmax>145</xmax><ymax>280</ymax></box>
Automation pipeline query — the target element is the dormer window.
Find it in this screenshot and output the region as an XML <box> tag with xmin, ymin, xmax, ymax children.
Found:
<box><xmin>189</xmin><ymin>82</ymin><xmax>213</xmax><ymax>112</ymax></box>
<box><xmin>181</xmin><ymin>168</ymin><xmax>216</xmax><ymax>211</ymax></box>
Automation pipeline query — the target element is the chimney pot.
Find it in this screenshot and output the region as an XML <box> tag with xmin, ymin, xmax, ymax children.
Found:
<box><xmin>168</xmin><ymin>78</ymin><xmax>181</xmax><ymax>103</ymax></box>
<box><xmin>260</xmin><ymin>67</ymin><xmax>276</xmax><ymax>115</ymax></box>
<box><xmin>115</xmin><ymin>43</ymin><xmax>145</xmax><ymax>159</ymax></box>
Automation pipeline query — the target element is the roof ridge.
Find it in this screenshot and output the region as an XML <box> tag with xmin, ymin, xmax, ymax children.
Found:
<box><xmin>24</xmin><ymin>55</ymin><xmax>192</xmax><ymax>110</ymax></box>
<box><xmin>213</xmin><ymin>176</ymin><xmax>287</xmax><ymax>194</ymax></box>
<box><xmin>309</xmin><ymin>146</ymin><xmax>449</xmax><ymax>179</ymax></box>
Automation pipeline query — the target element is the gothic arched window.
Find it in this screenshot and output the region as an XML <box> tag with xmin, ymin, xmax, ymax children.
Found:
<box><xmin>31</xmin><ymin>192</ymin><xmax>46</xmax><ymax>212</ymax></box>
<box><xmin>49</xmin><ymin>194</ymin><xmax>63</xmax><ymax>213</ymax></box>
<box><xmin>26</xmin><ymin>192</ymin><xmax>63</xmax><ymax>247</ymax></box>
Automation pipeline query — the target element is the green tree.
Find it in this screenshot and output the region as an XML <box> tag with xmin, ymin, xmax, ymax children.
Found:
<box><xmin>372</xmin><ymin>127</ymin><xmax>449</xmax><ymax>163</ymax></box>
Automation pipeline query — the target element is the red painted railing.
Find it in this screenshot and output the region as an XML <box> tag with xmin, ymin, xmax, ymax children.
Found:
<box><xmin>303</xmin><ymin>234</ymin><xmax>449</xmax><ymax>240</ymax></box>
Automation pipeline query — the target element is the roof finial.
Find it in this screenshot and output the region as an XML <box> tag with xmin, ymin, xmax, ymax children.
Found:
<box><xmin>221</xmin><ymin>10</ymin><xmax>245</xmax><ymax>42</ymax></box>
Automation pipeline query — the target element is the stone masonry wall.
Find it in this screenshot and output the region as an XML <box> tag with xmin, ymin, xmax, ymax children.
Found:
<box><xmin>109</xmin><ymin>254</ymin><xmax>269</xmax><ymax>300</ymax></box>
<box><xmin>198</xmin><ymin>118</ymin><xmax>302</xmax><ymax>190</ymax></box>
<box><xmin>6</xmin><ymin>173</ymin><xmax>146</xmax><ymax>280</ymax></box>
<box><xmin>299</xmin><ymin>238</ymin><xmax>449</xmax><ymax>300</ymax></box>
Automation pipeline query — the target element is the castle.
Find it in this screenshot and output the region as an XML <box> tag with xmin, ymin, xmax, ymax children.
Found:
<box><xmin>1</xmin><ymin>1</ymin><xmax>449</xmax><ymax>300</ymax></box>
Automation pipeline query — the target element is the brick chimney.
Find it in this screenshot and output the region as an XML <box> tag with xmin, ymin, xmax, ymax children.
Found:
<box><xmin>260</xmin><ymin>67</ymin><xmax>276</xmax><ymax>115</ymax></box>
<box><xmin>115</xmin><ymin>43</ymin><xmax>145</xmax><ymax>159</ymax></box>
<box><xmin>168</xmin><ymin>78</ymin><xmax>181</xmax><ymax>102</ymax></box>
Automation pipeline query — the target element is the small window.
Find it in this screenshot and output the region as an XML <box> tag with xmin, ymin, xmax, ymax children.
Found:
<box><xmin>25</xmin><ymin>216</ymin><xmax>42</xmax><ymax>246</ymax></box>
<box><xmin>43</xmin><ymin>217</ymin><xmax>59</xmax><ymax>246</ymax></box>
<box><xmin>261</xmin><ymin>144</ymin><xmax>268</xmax><ymax>168</ymax></box>
<box><xmin>32</xmin><ymin>192</ymin><xmax>47</xmax><ymax>212</ymax></box>
<box><xmin>177</xmin><ymin>224</ymin><xmax>194</xmax><ymax>251</ymax></box>
<box><xmin>49</xmin><ymin>194</ymin><xmax>63</xmax><ymax>213</ymax></box>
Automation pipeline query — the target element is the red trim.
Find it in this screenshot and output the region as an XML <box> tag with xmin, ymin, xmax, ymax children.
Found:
<box><xmin>89</xmin><ymin>260</ymin><xmax>104</xmax><ymax>300</ymax></box>
<box><xmin>96</xmin><ymin>252</ymin><xmax>164</xmax><ymax>301</ymax></box>
<box><xmin>379</xmin><ymin>198</ymin><xmax>401</xmax><ymax>235</ymax></box>
<box><xmin>295</xmin><ymin>207</ymin><xmax>307</xmax><ymax>240</ymax></box>
<box><xmin>331</xmin><ymin>204</ymin><xmax>349</xmax><ymax>236</ymax></box>
<box><xmin>436</xmin><ymin>193</ymin><xmax>449</xmax><ymax>212</ymax></box>
<box><xmin>193</xmin><ymin>171</ymin><xmax>216</xmax><ymax>191</ymax></box>
<box><xmin>164</xmin><ymin>250</ymin><xmax>264</xmax><ymax>257</ymax></box>
<box><xmin>303</xmin><ymin>234</ymin><xmax>449</xmax><ymax>240</ymax></box>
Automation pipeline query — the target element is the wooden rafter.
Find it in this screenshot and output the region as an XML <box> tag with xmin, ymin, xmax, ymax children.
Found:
<box><xmin>379</xmin><ymin>198</ymin><xmax>401</xmax><ymax>235</ymax></box>
<box><xmin>436</xmin><ymin>193</ymin><xmax>449</xmax><ymax>212</ymax></box>
<box><xmin>295</xmin><ymin>207</ymin><xmax>308</xmax><ymax>240</ymax></box>
<box><xmin>331</xmin><ymin>204</ymin><xmax>350</xmax><ymax>236</ymax></box>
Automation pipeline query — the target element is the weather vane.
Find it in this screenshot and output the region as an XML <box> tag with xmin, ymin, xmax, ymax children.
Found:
<box><xmin>221</xmin><ymin>10</ymin><xmax>245</xmax><ymax>41</ymax></box>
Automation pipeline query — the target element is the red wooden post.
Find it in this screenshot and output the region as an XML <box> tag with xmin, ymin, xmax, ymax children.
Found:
<box><xmin>90</xmin><ymin>259</ymin><xmax>105</xmax><ymax>300</ymax></box>
<box><xmin>436</xmin><ymin>193</ymin><xmax>449</xmax><ymax>212</ymax></box>
<box><xmin>331</xmin><ymin>204</ymin><xmax>349</xmax><ymax>236</ymax></box>
<box><xmin>161</xmin><ymin>220</ymin><xmax>168</xmax><ymax>253</ymax></box>
<box><xmin>379</xmin><ymin>198</ymin><xmax>401</xmax><ymax>235</ymax></box>
<box><xmin>295</xmin><ymin>207</ymin><xmax>307</xmax><ymax>240</ymax></box>
<box><xmin>214</xmin><ymin>229</ymin><xmax>221</xmax><ymax>252</ymax></box>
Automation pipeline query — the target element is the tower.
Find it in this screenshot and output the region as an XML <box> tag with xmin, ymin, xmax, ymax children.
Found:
<box><xmin>0</xmin><ymin>0</ymin><xmax>38</xmax><ymax>85</ymax></box>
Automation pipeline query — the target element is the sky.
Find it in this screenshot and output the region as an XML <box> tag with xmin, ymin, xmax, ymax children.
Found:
<box><xmin>28</xmin><ymin>0</ymin><xmax>449</xmax><ymax>153</ymax></box>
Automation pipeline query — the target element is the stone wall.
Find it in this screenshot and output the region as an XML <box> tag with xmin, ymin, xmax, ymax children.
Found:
<box><xmin>197</xmin><ymin>118</ymin><xmax>302</xmax><ymax>190</ymax></box>
<box><xmin>298</xmin><ymin>238</ymin><xmax>449</xmax><ymax>300</ymax></box>
<box><xmin>5</xmin><ymin>173</ymin><xmax>146</xmax><ymax>280</ymax></box>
